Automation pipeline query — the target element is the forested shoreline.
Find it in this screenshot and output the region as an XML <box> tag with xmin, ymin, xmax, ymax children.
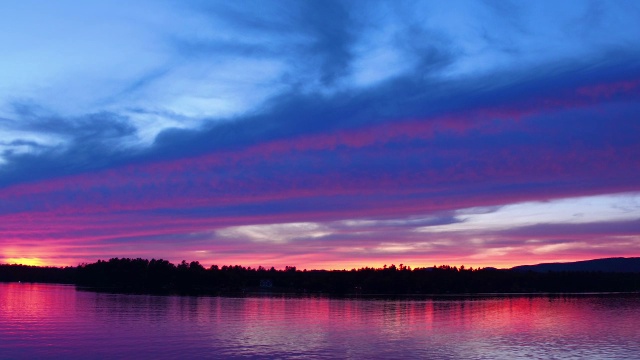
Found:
<box><xmin>2</xmin><ymin>258</ymin><xmax>640</xmax><ymax>296</ymax></box>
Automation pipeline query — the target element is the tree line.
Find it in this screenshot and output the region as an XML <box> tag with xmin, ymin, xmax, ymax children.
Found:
<box><xmin>2</xmin><ymin>258</ymin><xmax>640</xmax><ymax>295</ymax></box>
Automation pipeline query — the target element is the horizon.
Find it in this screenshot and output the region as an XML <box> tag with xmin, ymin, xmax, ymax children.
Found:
<box><xmin>1</xmin><ymin>1</ymin><xmax>640</xmax><ymax>269</ymax></box>
<box><xmin>2</xmin><ymin>255</ymin><xmax>637</xmax><ymax>272</ymax></box>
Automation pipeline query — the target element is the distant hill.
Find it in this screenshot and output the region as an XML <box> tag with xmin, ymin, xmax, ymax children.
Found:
<box><xmin>512</xmin><ymin>257</ymin><xmax>640</xmax><ymax>273</ymax></box>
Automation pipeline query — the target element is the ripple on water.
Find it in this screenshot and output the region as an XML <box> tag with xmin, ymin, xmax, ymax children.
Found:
<box><xmin>2</xmin><ymin>284</ymin><xmax>640</xmax><ymax>359</ymax></box>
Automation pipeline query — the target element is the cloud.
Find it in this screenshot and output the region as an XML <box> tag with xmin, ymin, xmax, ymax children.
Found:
<box><xmin>1</xmin><ymin>57</ymin><xmax>639</xmax><ymax>222</ymax></box>
<box><xmin>0</xmin><ymin>109</ymin><xmax>138</xmax><ymax>185</ymax></box>
<box><xmin>216</xmin><ymin>222</ymin><xmax>331</xmax><ymax>244</ymax></box>
<box><xmin>418</xmin><ymin>193</ymin><xmax>640</xmax><ymax>234</ymax></box>
<box><xmin>2</xmin><ymin>1</ymin><xmax>640</xmax><ymax>267</ymax></box>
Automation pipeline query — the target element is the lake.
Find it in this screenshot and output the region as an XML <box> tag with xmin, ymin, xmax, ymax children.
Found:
<box><xmin>1</xmin><ymin>283</ymin><xmax>639</xmax><ymax>359</ymax></box>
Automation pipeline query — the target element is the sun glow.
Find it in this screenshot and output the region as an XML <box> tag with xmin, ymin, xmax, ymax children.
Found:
<box><xmin>4</xmin><ymin>257</ymin><xmax>46</xmax><ymax>266</ymax></box>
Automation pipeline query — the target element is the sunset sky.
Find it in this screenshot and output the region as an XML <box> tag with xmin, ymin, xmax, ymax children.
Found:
<box><xmin>1</xmin><ymin>1</ymin><xmax>639</xmax><ymax>269</ymax></box>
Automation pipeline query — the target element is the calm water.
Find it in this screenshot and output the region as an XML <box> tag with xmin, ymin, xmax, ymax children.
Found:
<box><xmin>1</xmin><ymin>283</ymin><xmax>640</xmax><ymax>359</ymax></box>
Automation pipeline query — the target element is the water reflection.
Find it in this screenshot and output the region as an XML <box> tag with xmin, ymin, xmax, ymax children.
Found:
<box><xmin>1</xmin><ymin>284</ymin><xmax>640</xmax><ymax>359</ymax></box>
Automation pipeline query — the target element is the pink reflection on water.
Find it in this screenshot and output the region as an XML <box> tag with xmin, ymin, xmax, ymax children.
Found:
<box><xmin>1</xmin><ymin>284</ymin><xmax>640</xmax><ymax>358</ymax></box>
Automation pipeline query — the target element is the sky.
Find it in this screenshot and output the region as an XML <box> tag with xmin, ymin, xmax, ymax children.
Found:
<box><xmin>1</xmin><ymin>0</ymin><xmax>640</xmax><ymax>269</ymax></box>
